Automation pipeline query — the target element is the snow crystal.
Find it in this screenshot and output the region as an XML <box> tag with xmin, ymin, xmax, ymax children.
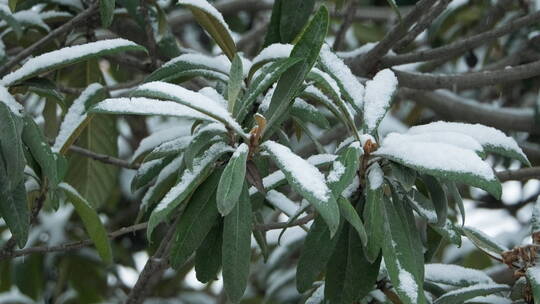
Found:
<box><xmin>179</xmin><ymin>0</ymin><xmax>234</xmax><ymax>39</ymax></box>
<box><xmin>161</xmin><ymin>53</ymin><xmax>230</xmax><ymax>74</ymax></box>
<box><xmin>320</xmin><ymin>44</ymin><xmax>365</xmax><ymax>108</ymax></box>
<box><xmin>399</xmin><ymin>132</ymin><xmax>483</xmax><ymax>154</ymax></box>
<box><xmin>266</xmin><ymin>190</ymin><xmax>298</xmax><ymax>216</ymax></box>
<box><xmin>252</xmin><ymin>43</ymin><xmax>293</xmax><ymax>66</ymax></box>
<box><xmin>262</xmin><ymin>141</ymin><xmax>332</xmax><ymax>202</ymax></box>
<box><xmin>425</xmin><ymin>263</ymin><xmax>494</xmax><ymax>286</ymax></box>
<box><xmin>0</xmin><ymin>86</ymin><xmax>23</xmax><ymax>115</ymax></box>
<box><xmin>341</xmin><ymin>175</ymin><xmax>360</xmax><ymax>198</ymax></box>
<box><xmin>311</xmin><ymin>68</ymin><xmax>341</xmax><ymax>96</ymax></box>
<box><xmin>398</xmin><ymin>268</ymin><xmax>418</xmax><ymax>303</ymax></box>
<box><xmin>327</xmin><ymin>161</ymin><xmax>345</xmax><ymax>183</ymax></box>
<box><xmin>135</xmin><ymin>82</ymin><xmax>245</xmax><ymax>136</ymax></box>
<box><xmin>363</xmin><ymin>69</ymin><xmax>398</xmax><ymax>132</ymax></box>
<box><xmin>375</xmin><ymin>132</ymin><xmax>496</xmax><ymax>181</ymax></box>
<box><xmin>93</xmin><ymin>97</ymin><xmax>215</xmax><ymax>122</ymax></box>
<box><xmin>2</xmin><ymin>39</ymin><xmax>140</xmax><ymax>86</ymax></box>
<box><xmin>52</xmin><ymin>84</ymin><xmax>102</xmax><ymax>152</ymax></box>
<box><xmin>155</xmin><ymin>141</ymin><xmax>233</xmax><ymax>212</ymax></box>
<box><xmin>407</xmin><ymin>121</ymin><xmax>527</xmax><ymax>163</ymax></box>
<box><xmin>259</xmin><ymin>83</ymin><xmax>276</xmax><ymax>113</ymax></box>
<box><xmin>232</xmin><ymin>143</ymin><xmax>248</xmax><ymax>159</ymax></box>
<box><xmin>367</xmin><ymin>163</ymin><xmax>383</xmax><ymax>190</ymax></box>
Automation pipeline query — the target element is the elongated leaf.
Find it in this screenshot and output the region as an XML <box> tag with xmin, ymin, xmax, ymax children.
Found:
<box><xmin>179</xmin><ymin>0</ymin><xmax>236</xmax><ymax>60</ymax></box>
<box><xmin>390</xmin><ymin>162</ymin><xmax>417</xmax><ymax>191</ymax></box>
<box><xmin>145</xmin><ymin>53</ymin><xmax>230</xmax><ymax>83</ymax></box>
<box><xmin>264</xmin><ymin>6</ymin><xmax>329</xmax><ymax>136</ymax></box>
<box><xmin>290</xmin><ymin>98</ymin><xmax>330</xmax><ymax>129</ymax></box>
<box><xmin>248</xmin><ymin>43</ymin><xmax>293</xmax><ymax>81</ymax></box>
<box><xmin>325</xmin><ymin>224</ymin><xmax>381</xmax><ymax>303</ymax></box>
<box><xmin>534</xmin><ymin>196</ymin><xmax>540</xmax><ymax>237</ymax></box>
<box><xmin>227</xmin><ymin>54</ymin><xmax>243</xmax><ymax>112</ymax></box>
<box><xmin>222</xmin><ymin>183</ymin><xmax>252</xmax><ymax>303</ymax></box>
<box><xmin>170</xmin><ymin>169</ymin><xmax>222</xmax><ymax>269</ymax></box>
<box><xmin>363</xmin><ymin>69</ymin><xmax>398</xmax><ymax>133</ymax></box>
<box><xmin>195</xmin><ymin>221</ymin><xmax>223</xmax><ymax>283</ymax></box>
<box><xmin>375</xmin><ymin>133</ymin><xmax>502</xmax><ymax>198</ymax></box>
<box><xmin>1</xmin><ymin>39</ymin><xmax>145</xmax><ymax>86</ymax></box>
<box><xmin>100</xmin><ymin>0</ymin><xmax>115</xmax><ymax>27</ymax></box>
<box><xmin>131</xmin><ymin>156</ymin><xmax>174</xmax><ymax>192</ymax></box>
<box><xmin>526</xmin><ymin>267</ymin><xmax>540</xmax><ymax>304</ymax></box>
<box><xmin>461</xmin><ymin>226</ymin><xmax>507</xmax><ymax>258</ymax></box>
<box><xmin>0</xmin><ymin>94</ymin><xmax>25</xmax><ymax>190</ymax></box>
<box><xmin>447</xmin><ymin>181</ymin><xmax>465</xmax><ymax>226</ymax></box>
<box><xmin>431</xmin><ymin>219</ymin><xmax>462</xmax><ymax>246</ymax></box>
<box><xmin>262</xmin><ymin>0</ymin><xmax>282</xmax><ymax>47</ymax></box>
<box><xmin>262</xmin><ymin>141</ymin><xmax>340</xmax><ymax>235</ymax></box>
<box><xmin>144</xmin><ymin>136</ymin><xmax>192</xmax><ymax>162</ymax></box>
<box><xmin>217</xmin><ymin>143</ymin><xmax>248</xmax><ymax>216</ymax></box>
<box><xmin>421</xmin><ymin>175</ymin><xmax>448</xmax><ymax>226</ymax></box>
<box><xmin>408</xmin><ymin>121</ymin><xmax>530</xmax><ymax>166</ymax></box>
<box><xmin>363</xmin><ymin>177</ymin><xmax>384</xmax><ymax>263</ymax></box>
<box><xmin>382</xmin><ymin>195</ymin><xmax>426</xmax><ymax>304</ymax></box>
<box><xmin>0</xmin><ymin>8</ymin><xmax>22</xmax><ymax>38</ymax></box>
<box><xmin>132</xmin><ymin>82</ymin><xmax>246</xmax><ymax>137</ymax></box>
<box><xmin>147</xmin><ymin>142</ymin><xmax>233</xmax><ymax>239</ymax></box>
<box><xmin>184</xmin><ymin>123</ymin><xmax>227</xmax><ymax>169</ymax></box>
<box><xmin>59</xmin><ymin>183</ymin><xmax>113</xmax><ymax>263</ymax></box>
<box><xmin>296</xmin><ymin>215</ymin><xmax>342</xmax><ymax>292</ymax></box>
<box><xmin>327</xmin><ymin>143</ymin><xmax>361</xmax><ymax>196</ymax></box>
<box><xmin>434</xmin><ymin>284</ymin><xmax>510</xmax><ymax>304</ymax></box>
<box><xmin>407</xmin><ymin>189</ymin><xmax>438</xmax><ymax>224</ymax></box>
<box><xmin>425</xmin><ymin>264</ymin><xmax>494</xmax><ymax>287</ymax></box>
<box><xmin>0</xmin><ymin>176</ymin><xmax>28</xmax><ymax>248</ymax></box>
<box><xmin>337</xmin><ymin>196</ymin><xmax>367</xmax><ymax>246</ymax></box>
<box><xmin>279</xmin><ymin>0</ymin><xmax>315</xmax><ymax>43</ymax></box>
<box><xmin>53</xmin><ymin>83</ymin><xmax>106</xmax><ymax>154</ymax></box>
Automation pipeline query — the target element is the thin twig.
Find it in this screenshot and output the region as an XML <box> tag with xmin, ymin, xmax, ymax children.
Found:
<box><xmin>332</xmin><ymin>1</ymin><xmax>357</xmax><ymax>51</ymax></box>
<box><xmin>254</xmin><ymin>214</ymin><xmax>315</xmax><ymax>231</ymax></box>
<box><xmin>68</xmin><ymin>145</ymin><xmax>139</xmax><ymax>170</ymax></box>
<box><xmin>496</xmin><ymin>167</ymin><xmax>540</xmax><ymax>182</ymax></box>
<box><xmin>57</xmin><ymin>77</ymin><xmax>143</xmax><ymax>95</ymax></box>
<box><xmin>140</xmin><ymin>0</ymin><xmax>159</xmax><ymax>70</ymax></box>
<box><xmin>0</xmin><ymin>3</ymin><xmax>99</xmax><ymax>77</ymax></box>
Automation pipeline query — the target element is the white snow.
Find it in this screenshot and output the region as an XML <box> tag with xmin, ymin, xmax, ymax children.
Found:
<box><xmin>259</xmin><ymin>83</ymin><xmax>276</xmax><ymax>113</ymax></box>
<box><xmin>439</xmin><ymin>283</ymin><xmax>509</xmax><ymax>298</ymax></box>
<box><xmin>363</xmin><ymin>69</ymin><xmax>398</xmax><ymax>132</ymax></box>
<box><xmin>407</xmin><ymin>121</ymin><xmax>528</xmax><ymax>163</ymax></box>
<box><xmin>93</xmin><ymin>97</ymin><xmax>215</xmax><ymax>122</ymax></box>
<box><xmin>151</xmin><ymin>136</ymin><xmax>192</xmax><ymax>156</ymax></box>
<box><xmin>341</xmin><ymin>175</ymin><xmax>360</xmax><ymax>198</ymax></box>
<box><xmin>327</xmin><ymin>161</ymin><xmax>345</xmax><ymax>183</ymax></box>
<box><xmin>359</xmin><ymin>134</ymin><xmax>376</xmax><ymax>147</ymax></box>
<box><xmin>1</xmin><ymin>39</ymin><xmax>141</xmax><ymax>85</ymax></box>
<box><xmin>198</xmin><ymin>87</ymin><xmax>227</xmax><ymax>109</ymax></box>
<box><xmin>375</xmin><ymin>132</ymin><xmax>496</xmax><ymax>181</ymax></box>
<box><xmin>0</xmin><ymin>86</ymin><xmax>23</xmax><ymax>115</ymax></box>
<box><xmin>161</xmin><ymin>53</ymin><xmax>230</xmax><ymax>74</ymax></box>
<box><xmin>367</xmin><ymin>163</ymin><xmax>384</xmax><ymax>190</ymax></box>
<box><xmin>53</xmin><ymin>84</ymin><xmax>102</xmax><ymax>152</ymax></box>
<box><xmin>0</xmin><ymin>10</ymin><xmax>49</xmax><ymax>31</ymax></box>
<box><xmin>179</xmin><ymin>0</ymin><xmax>234</xmax><ymax>39</ymax></box>
<box><xmin>397</xmin><ymin>132</ymin><xmax>484</xmax><ymax>154</ymax></box>
<box><xmin>262</xmin><ymin>141</ymin><xmax>332</xmax><ymax>202</ymax></box>
<box><xmin>319</xmin><ymin>44</ymin><xmax>365</xmax><ymax>108</ymax></box>
<box><xmin>252</xmin><ymin>43</ymin><xmax>293</xmax><ymax>66</ymax></box>
<box><xmin>398</xmin><ymin>268</ymin><xmax>418</xmax><ymax>303</ymax></box>
<box><xmin>135</xmin><ymin>82</ymin><xmax>245</xmax><ymax>136</ymax></box>
<box><xmin>135</xmin><ymin>158</ymin><xmax>163</xmax><ymax>177</ymax></box>
<box><xmin>527</xmin><ymin>266</ymin><xmax>540</xmax><ymax>285</ymax></box>
<box><xmin>231</xmin><ymin>143</ymin><xmax>248</xmax><ymax>159</ymax></box>
<box><xmin>304</xmin><ymin>85</ymin><xmax>340</xmax><ymax>114</ymax></box>
<box><xmin>311</xmin><ymin>68</ymin><xmax>341</xmax><ymax>96</ymax></box>
<box><xmin>265</xmin><ymin>190</ymin><xmax>298</xmax><ymax>216</ymax></box>
<box><xmin>132</xmin><ymin>126</ymin><xmax>191</xmax><ymax>162</ymax></box>
<box><xmin>532</xmin><ymin>197</ymin><xmax>540</xmax><ymax>233</ymax></box>
<box><xmin>425</xmin><ymin>263</ymin><xmax>493</xmax><ymax>286</ymax></box>
<box><xmin>305</xmin><ymin>284</ymin><xmax>325</xmax><ymax>304</ymax></box>
<box><xmin>465</xmin><ymin>295</ymin><xmax>511</xmax><ymax>304</ymax></box>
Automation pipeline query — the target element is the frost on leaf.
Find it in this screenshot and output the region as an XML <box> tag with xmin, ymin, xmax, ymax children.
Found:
<box><xmin>363</xmin><ymin>69</ymin><xmax>398</xmax><ymax>133</ymax></box>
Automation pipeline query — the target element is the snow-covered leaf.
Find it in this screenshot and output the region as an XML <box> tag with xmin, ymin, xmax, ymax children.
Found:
<box><xmin>425</xmin><ymin>264</ymin><xmax>494</xmax><ymax>287</ymax></box>
<box><xmin>144</xmin><ymin>136</ymin><xmax>192</xmax><ymax>162</ymax></box>
<box><xmin>262</xmin><ymin>140</ymin><xmax>340</xmax><ymax>235</ymax></box>
<box><xmin>290</xmin><ymin>98</ymin><xmax>330</xmax><ymax>129</ymax></box>
<box><xmin>374</xmin><ymin>132</ymin><xmax>502</xmax><ymax>198</ymax></box>
<box><xmin>363</xmin><ymin>69</ymin><xmax>398</xmax><ymax>133</ymax></box>
<box><xmin>0</xmin><ymin>91</ymin><xmax>25</xmax><ymax>189</ymax></box>
<box><xmin>59</xmin><ymin>183</ymin><xmax>113</xmax><ymax>263</ymax></box>
<box><xmin>1</xmin><ymin>39</ymin><xmax>146</xmax><ymax>86</ymax></box>
<box><xmin>363</xmin><ymin>163</ymin><xmax>385</xmax><ymax>262</ymax></box>
<box><xmin>227</xmin><ymin>54</ymin><xmax>243</xmax><ymax>112</ymax></box>
<box><xmin>179</xmin><ymin>0</ymin><xmax>236</xmax><ymax>60</ymax></box>
<box><xmin>434</xmin><ymin>284</ymin><xmax>510</xmax><ymax>304</ymax></box>
<box><xmin>248</xmin><ymin>43</ymin><xmax>293</xmax><ymax>80</ymax></box>
<box><xmin>408</xmin><ymin>121</ymin><xmax>530</xmax><ymax>166</ymax></box>
<box><xmin>279</xmin><ymin>0</ymin><xmax>315</xmax><ymax>43</ymax></box>
<box><xmin>526</xmin><ymin>266</ymin><xmax>540</xmax><ymax>304</ymax></box>
<box><xmin>145</xmin><ymin>53</ymin><xmax>230</xmax><ymax>83</ymax></box>
<box><xmin>431</xmin><ymin>219</ymin><xmax>462</xmax><ymax>246</ymax></box>
<box><xmin>327</xmin><ymin>142</ymin><xmax>362</xmax><ymax>196</ymax></box>
<box><xmin>54</xmin><ymin>83</ymin><xmax>106</xmax><ymax>154</ymax></box>
<box><xmin>130</xmin><ymin>126</ymin><xmax>190</xmax><ymax>164</ymax></box>
<box><xmin>184</xmin><ymin>123</ymin><xmax>227</xmax><ymax>169</ymax></box>
<box><xmin>131</xmin><ymin>157</ymin><xmax>174</xmax><ymax>192</ymax></box>
<box><xmin>532</xmin><ymin>196</ymin><xmax>540</xmax><ymax>235</ymax></box>
<box><xmin>461</xmin><ymin>226</ymin><xmax>508</xmax><ymax>258</ymax></box>
<box><xmin>217</xmin><ymin>143</ymin><xmax>248</xmax><ymax>216</ymax></box>
<box><xmin>406</xmin><ymin>189</ymin><xmax>438</xmax><ymax>224</ymax></box>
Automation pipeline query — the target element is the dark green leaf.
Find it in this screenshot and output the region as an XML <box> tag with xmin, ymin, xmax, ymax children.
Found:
<box><xmin>279</xmin><ymin>0</ymin><xmax>315</xmax><ymax>43</ymax></box>
<box><xmin>0</xmin><ymin>178</ymin><xmax>28</xmax><ymax>248</ymax></box>
<box><xmin>461</xmin><ymin>226</ymin><xmax>507</xmax><ymax>258</ymax></box>
<box><xmin>421</xmin><ymin>175</ymin><xmax>448</xmax><ymax>226</ymax></box>
<box><xmin>100</xmin><ymin>0</ymin><xmax>115</xmax><ymax>28</ymax></box>
<box><xmin>262</xmin><ymin>0</ymin><xmax>282</xmax><ymax>47</ymax></box>
<box><xmin>0</xmin><ymin>9</ymin><xmax>22</xmax><ymax>38</ymax></box>
<box><xmin>217</xmin><ymin>143</ymin><xmax>248</xmax><ymax>216</ymax></box>
<box><xmin>328</xmin><ymin>143</ymin><xmax>361</xmax><ymax>196</ymax></box>
<box><xmin>0</xmin><ymin>99</ymin><xmax>25</xmax><ymax>190</ymax></box>
<box><xmin>131</xmin><ymin>156</ymin><xmax>175</xmax><ymax>192</ymax></box>
<box><xmin>227</xmin><ymin>54</ymin><xmax>243</xmax><ymax>112</ymax></box>
<box><xmin>195</xmin><ymin>221</ymin><xmax>223</xmax><ymax>283</ymax></box>
<box><xmin>363</xmin><ymin>179</ymin><xmax>385</xmax><ymax>263</ymax></box>
<box><xmin>337</xmin><ymin>196</ymin><xmax>367</xmax><ymax>247</ymax></box>
<box><xmin>290</xmin><ymin>98</ymin><xmax>330</xmax><ymax>129</ymax></box>
<box><xmin>526</xmin><ymin>266</ymin><xmax>540</xmax><ymax>304</ymax></box>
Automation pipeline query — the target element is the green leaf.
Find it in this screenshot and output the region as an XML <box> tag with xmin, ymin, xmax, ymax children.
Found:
<box><xmin>227</xmin><ymin>54</ymin><xmax>243</xmax><ymax>113</ymax></box>
<box><xmin>8</xmin><ymin>0</ymin><xmax>17</xmax><ymax>12</ymax></box>
<box><xmin>264</xmin><ymin>6</ymin><xmax>329</xmax><ymax>136</ymax></box>
<box><xmin>195</xmin><ymin>221</ymin><xmax>223</xmax><ymax>283</ymax></box>
<box><xmin>1</xmin><ymin>39</ymin><xmax>146</xmax><ymax>86</ymax></box>
<box><xmin>170</xmin><ymin>169</ymin><xmax>222</xmax><ymax>269</ymax></box>
<box><xmin>296</xmin><ymin>215</ymin><xmax>342</xmax><ymax>292</ymax></box>
<box><xmin>337</xmin><ymin>196</ymin><xmax>367</xmax><ymax>247</ymax></box>
<box><xmin>460</xmin><ymin>226</ymin><xmax>507</xmax><ymax>258</ymax></box>
<box><xmin>15</xmin><ymin>78</ymin><xmax>65</xmax><ymax>108</ymax></box>
<box><xmin>100</xmin><ymin>0</ymin><xmax>115</xmax><ymax>28</ymax></box>
<box><xmin>237</xmin><ymin>57</ymin><xmax>302</xmax><ymax>122</ymax></box>
<box><xmin>184</xmin><ymin>123</ymin><xmax>227</xmax><ymax>170</ymax></box>
<box><xmin>425</xmin><ymin>263</ymin><xmax>494</xmax><ymax>287</ymax></box>
<box><xmin>447</xmin><ymin>181</ymin><xmax>465</xmax><ymax>226</ymax></box>
<box><xmin>59</xmin><ymin>183</ymin><xmax>113</xmax><ymax>263</ymax></box>
<box><xmin>217</xmin><ymin>143</ymin><xmax>248</xmax><ymax>216</ymax></box>
<box><xmin>434</xmin><ymin>284</ymin><xmax>510</xmax><ymax>304</ymax></box>
<box><xmin>262</xmin><ymin>140</ymin><xmax>340</xmax><ymax>236</ymax></box>
<box><xmin>406</xmin><ymin>189</ymin><xmax>438</xmax><ymax>224</ymax></box>
<box><xmin>526</xmin><ymin>266</ymin><xmax>540</xmax><ymax>304</ymax></box>
<box><xmin>327</xmin><ymin>143</ymin><xmax>361</xmax><ymax>196</ymax></box>
<box><xmin>290</xmin><ymin>98</ymin><xmax>330</xmax><ymax>129</ymax></box>
<box><xmin>145</xmin><ymin>53</ymin><xmax>229</xmax><ymax>83</ymax></box>
<box><xmin>324</xmin><ymin>224</ymin><xmax>381</xmax><ymax>303</ymax></box>
<box><xmin>0</xmin><ymin>9</ymin><xmax>22</xmax><ymax>38</ymax></box>
<box><xmin>222</xmin><ymin>183</ymin><xmax>252</xmax><ymax>303</ymax></box>
<box><xmin>363</xmin><ymin>182</ymin><xmax>384</xmax><ymax>263</ymax></box>
<box><xmin>131</xmin><ymin>156</ymin><xmax>175</xmax><ymax>192</ymax></box>
<box><xmin>389</xmin><ymin>162</ymin><xmax>417</xmax><ymax>192</ymax></box>
<box><xmin>0</xmin><ymin>98</ymin><xmax>25</xmax><ymax>190</ymax></box>
<box><xmin>421</xmin><ymin>175</ymin><xmax>448</xmax><ymax>226</ymax></box>
<box><xmin>0</xmin><ymin>178</ymin><xmax>28</xmax><ymax>248</ymax></box>
<box><xmin>147</xmin><ymin>142</ymin><xmax>233</xmax><ymax>239</ymax></box>
<box><xmin>382</xmin><ymin>195</ymin><xmax>426</xmax><ymax>304</ymax></box>
<box><xmin>279</xmin><ymin>0</ymin><xmax>316</xmax><ymax>43</ymax></box>
<box><xmin>431</xmin><ymin>219</ymin><xmax>462</xmax><ymax>246</ymax></box>
<box><xmin>262</xmin><ymin>0</ymin><xmax>282</xmax><ymax>47</ymax></box>
<box><xmin>179</xmin><ymin>0</ymin><xmax>236</xmax><ymax>60</ymax></box>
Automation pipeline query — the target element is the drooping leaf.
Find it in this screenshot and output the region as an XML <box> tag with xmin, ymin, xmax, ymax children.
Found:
<box><xmin>222</xmin><ymin>183</ymin><xmax>252</xmax><ymax>303</ymax></box>
<box><xmin>434</xmin><ymin>284</ymin><xmax>510</xmax><ymax>304</ymax></box>
<box><xmin>179</xmin><ymin>0</ymin><xmax>236</xmax><ymax>60</ymax></box>
<box><xmin>431</xmin><ymin>219</ymin><xmax>462</xmax><ymax>246</ymax></box>
<box><xmin>421</xmin><ymin>175</ymin><xmax>448</xmax><ymax>226</ymax></box>
<box><xmin>100</xmin><ymin>0</ymin><xmax>115</xmax><ymax>27</ymax></box>
<box><xmin>406</xmin><ymin>189</ymin><xmax>438</xmax><ymax>224</ymax></box>
<box><xmin>327</xmin><ymin>142</ymin><xmax>361</xmax><ymax>196</ymax></box>
<box><xmin>337</xmin><ymin>196</ymin><xmax>367</xmax><ymax>247</ymax></box>
<box><xmin>59</xmin><ymin>183</ymin><xmax>113</xmax><ymax>263</ymax></box>
<box><xmin>145</xmin><ymin>53</ymin><xmax>230</xmax><ymax>83</ymax></box>
<box><xmin>1</xmin><ymin>39</ymin><xmax>146</xmax><ymax>86</ymax></box>
<box><xmin>247</xmin><ymin>43</ymin><xmax>293</xmax><ymax>81</ymax></box>
<box><xmin>184</xmin><ymin>123</ymin><xmax>227</xmax><ymax>169</ymax></box>
<box><xmin>0</xmin><ymin>177</ymin><xmax>28</xmax><ymax>248</ymax></box>
<box><xmin>0</xmin><ymin>93</ymin><xmax>25</xmax><ymax>190</ymax></box>
<box><xmin>170</xmin><ymin>169</ymin><xmax>222</xmax><ymax>269</ymax></box>
<box><xmin>195</xmin><ymin>221</ymin><xmax>223</xmax><ymax>283</ymax></box>
<box><xmin>0</xmin><ymin>8</ymin><xmax>22</xmax><ymax>38</ymax></box>
<box><xmin>447</xmin><ymin>181</ymin><xmax>465</xmax><ymax>226</ymax></box>
<box><xmin>425</xmin><ymin>264</ymin><xmax>494</xmax><ymax>287</ymax></box>
<box><xmin>363</xmin><ymin>163</ymin><xmax>385</xmax><ymax>262</ymax></box>
<box><xmin>461</xmin><ymin>226</ymin><xmax>507</xmax><ymax>258</ymax></box>
<box><xmin>131</xmin><ymin>156</ymin><xmax>175</xmax><ymax>192</ymax></box>
<box><xmin>290</xmin><ymin>98</ymin><xmax>330</xmax><ymax>129</ymax></box>
<box><xmin>262</xmin><ymin>140</ymin><xmax>340</xmax><ymax>236</ymax></box>
<box><xmin>217</xmin><ymin>143</ymin><xmax>248</xmax><ymax>216</ymax></box>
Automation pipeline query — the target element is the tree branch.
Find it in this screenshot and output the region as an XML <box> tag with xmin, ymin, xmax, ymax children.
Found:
<box><xmin>0</xmin><ymin>3</ymin><xmax>99</xmax><ymax>77</ymax></box>
<box><xmin>68</xmin><ymin>145</ymin><xmax>140</xmax><ymax>170</ymax></box>
<box><xmin>496</xmin><ymin>167</ymin><xmax>540</xmax><ymax>182</ymax></box>
<box><xmin>254</xmin><ymin>214</ymin><xmax>315</xmax><ymax>231</ymax></box>
<box><xmin>332</xmin><ymin>1</ymin><xmax>357</xmax><ymax>51</ymax></box>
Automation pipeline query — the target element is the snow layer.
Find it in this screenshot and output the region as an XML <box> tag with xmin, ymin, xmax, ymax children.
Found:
<box><xmin>53</xmin><ymin>84</ymin><xmax>102</xmax><ymax>152</ymax></box>
<box><xmin>0</xmin><ymin>86</ymin><xmax>23</xmax><ymax>115</ymax></box>
<box><xmin>179</xmin><ymin>0</ymin><xmax>233</xmax><ymax>39</ymax></box>
<box><xmin>265</xmin><ymin>190</ymin><xmax>298</xmax><ymax>216</ymax></box>
<box><xmin>252</xmin><ymin>43</ymin><xmax>293</xmax><ymax>66</ymax></box>
<box><xmin>397</xmin><ymin>132</ymin><xmax>484</xmax><ymax>154</ymax></box>
<box><xmin>1</xmin><ymin>39</ymin><xmax>140</xmax><ymax>85</ymax></box>
<box><xmin>425</xmin><ymin>264</ymin><xmax>493</xmax><ymax>286</ymax></box>
<box><xmin>367</xmin><ymin>163</ymin><xmax>384</xmax><ymax>190</ymax></box>
<box><xmin>131</xmin><ymin>126</ymin><xmax>191</xmax><ymax>162</ymax></box>
<box><xmin>161</xmin><ymin>53</ymin><xmax>230</xmax><ymax>74</ymax></box>
<box><xmin>363</xmin><ymin>69</ymin><xmax>398</xmax><ymax>132</ymax></box>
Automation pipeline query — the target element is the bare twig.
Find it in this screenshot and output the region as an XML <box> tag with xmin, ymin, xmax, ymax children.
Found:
<box><xmin>0</xmin><ymin>3</ymin><xmax>99</xmax><ymax>76</ymax></box>
<box><xmin>140</xmin><ymin>0</ymin><xmax>159</xmax><ymax>69</ymax></box>
<box><xmin>57</xmin><ymin>77</ymin><xmax>143</xmax><ymax>95</ymax></box>
<box><xmin>496</xmin><ymin>167</ymin><xmax>540</xmax><ymax>182</ymax></box>
<box><xmin>380</xmin><ymin>10</ymin><xmax>540</xmax><ymax>67</ymax></box>
<box><xmin>68</xmin><ymin>145</ymin><xmax>139</xmax><ymax>170</ymax></box>
<box><xmin>332</xmin><ymin>1</ymin><xmax>357</xmax><ymax>51</ymax></box>
<box><xmin>254</xmin><ymin>214</ymin><xmax>315</xmax><ymax>231</ymax></box>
